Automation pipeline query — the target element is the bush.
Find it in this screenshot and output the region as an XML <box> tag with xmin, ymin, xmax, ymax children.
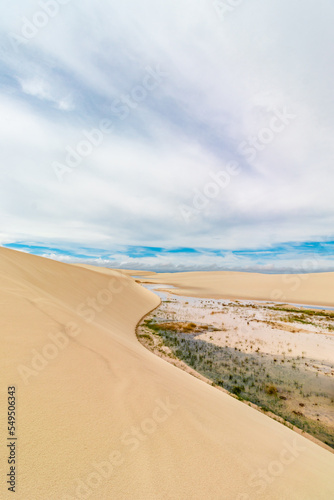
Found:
<box><xmin>265</xmin><ymin>384</ymin><xmax>278</xmax><ymax>396</ymax></box>
<box><xmin>232</xmin><ymin>385</ymin><xmax>244</xmax><ymax>396</ymax></box>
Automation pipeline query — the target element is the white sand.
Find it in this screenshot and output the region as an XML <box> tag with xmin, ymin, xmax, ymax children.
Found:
<box><xmin>136</xmin><ymin>270</ymin><xmax>334</xmax><ymax>307</ymax></box>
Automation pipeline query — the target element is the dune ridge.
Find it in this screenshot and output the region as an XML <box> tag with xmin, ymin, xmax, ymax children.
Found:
<box><xmin>133</xmin><ymin>270</ymin><xmax>334</xmax><ymax>307</ymax></box>
<box><xmin>0</xmin><ymin>247</ymin><xmax>333</xmax><ymax>499</ymax></box>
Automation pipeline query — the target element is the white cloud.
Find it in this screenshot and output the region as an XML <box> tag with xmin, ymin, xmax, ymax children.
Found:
<box><xmin>19</xmin><ymin>77</ymin><xmax>74</xmax><ymax>110</ymax></box>
<box><xmin>0</xmin><ymin>0</ymin><xmax>333</xmax><ymax>268</ymax></box>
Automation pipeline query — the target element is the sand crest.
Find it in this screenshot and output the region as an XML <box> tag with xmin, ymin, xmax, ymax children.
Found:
<box><xmin>135</xmin><ymin>270</ymin><xmax>334</xmax><ymax>307</ymax></box>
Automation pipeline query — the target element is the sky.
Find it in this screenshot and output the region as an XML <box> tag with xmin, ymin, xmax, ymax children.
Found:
<box><xmin>0</xmin><ymin>0</ymin><xmax>333</xmax><ymax>272</ymax></box>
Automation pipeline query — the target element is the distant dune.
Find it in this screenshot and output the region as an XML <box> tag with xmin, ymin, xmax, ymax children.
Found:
<box><xmin>0</xmin><ymin>247</ymin><xmax>333</xmax><ymax>499</ymax></box>
<box><xmin>134</xmin><ymin>270</ymin><xmax>334</xmax><ymax>307</ymax></box>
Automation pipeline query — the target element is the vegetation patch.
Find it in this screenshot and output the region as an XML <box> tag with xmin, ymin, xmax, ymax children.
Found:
<box><xmin>139</xmin><ymin>310</ymin><xmax>334</xmax><ymax>449</ymax></box>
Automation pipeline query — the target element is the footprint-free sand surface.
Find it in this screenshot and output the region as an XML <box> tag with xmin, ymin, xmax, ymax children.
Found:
<box><xmin>0</xmin><ymin>247</ymin><xmax>334</xmax><ymax>499</ymax></box>
<box><xmin>134</xmin><ymin>270</ymin><xmax>334</xmax><ymax>307</ymax></box>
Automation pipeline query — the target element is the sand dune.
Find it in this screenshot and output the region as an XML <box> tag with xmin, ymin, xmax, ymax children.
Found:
<box><xmin>0</xmin><ymin>248</ymin><xmax>333</xmax><ymax>499</ymax></box>
<box><xmin>135</xmin><ymin>270</ymin><xmax>334</xmax><ymax>307</ymax></box>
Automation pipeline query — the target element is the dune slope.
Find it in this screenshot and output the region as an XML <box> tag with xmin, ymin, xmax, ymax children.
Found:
<box><xmin>0</xmin><ymin>248</ymin><xmax>333</xmax><ymax>500</ymax></box>
<box><xmin>136</xmin><ymin>270</ymin><xmax>334</xmax><ymax>307</ymax></box>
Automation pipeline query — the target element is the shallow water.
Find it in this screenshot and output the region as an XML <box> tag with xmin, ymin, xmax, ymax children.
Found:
<box><xmin>140</xmin><ymin>282</ymin><xmax>334</xmax><ymax>311</ymax></box>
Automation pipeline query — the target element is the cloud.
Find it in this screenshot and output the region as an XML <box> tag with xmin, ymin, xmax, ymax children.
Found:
<box><xmin>0</xmin><ymin>0</ymin><xmax>333</xmax><ymax>270</ymax></box>
<box><xmin>19</xmin><ymin>76</ymin><xmax>74</xmax><ymax>110</ymax></box>
<box><xmin>5</xmin><ymin>242</ymin><xmax>334</xmax><ymax>274</ymax></box>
